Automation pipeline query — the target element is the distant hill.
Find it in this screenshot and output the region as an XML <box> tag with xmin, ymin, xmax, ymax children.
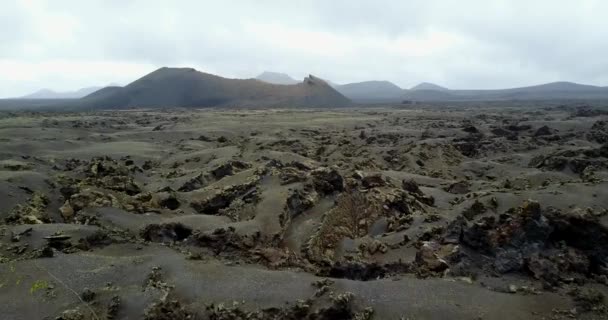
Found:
<box><xmin>83</xmin><ymin>86</ymin><xmax>124</xmax><ymax>99</ymax></box>
<box><xmin>334</xmin><ymin>81</ymin><xmax>404</xmax><ymax>103</ymax></box>
<box><xmin>410</xmin><ymin>82</ymin><xmax>449</xmax><ymax>91</ymax></box>
<box><xmin>402</xmin><ymin>81</ymin><xmax>608</xmax><ymax>102</ymax></box>
<box><xmin>255</xmin><ymin>72</ymin><xmax>299</xmax><ymax>85</ymax></box>
<box><xmin>80</xmin><ymin>67</ymin><xmax>351</xmax><ymax>109</ymax></box>
<box><xmin>19</xmin><ymin>87</ymin><xmax>104</xmax><ymax>99</ymax></box>
<box><xmin>18</xmin><ymin>83</ymin><xmax>122</xmax><ymax>99</ymax></box>
<box><xmin>402</xmin><ymin>89</ymin><xmax>457</xmax><ymax>102</ymax></box>
<box><xmin>0</xmin><ymin>99</ymin><xmax>76</xmax><ymax>111</ymax></box>
<box><xmin>6</xmin><ymin>71</ymin><xmax>608</xmax><ymax>110</ymax></box>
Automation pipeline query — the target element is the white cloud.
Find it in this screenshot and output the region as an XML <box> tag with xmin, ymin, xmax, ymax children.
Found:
<box><xmin>0</xmin><ymin>59</ymin><xmax>155</xmax><ymax>97</ymax></box>
<box><xmin>1</xmin><ymin>0</ymin><xmax>607</xmax><ymax>97</ymax></box>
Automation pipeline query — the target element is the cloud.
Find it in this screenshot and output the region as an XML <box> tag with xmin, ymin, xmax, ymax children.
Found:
<box><xmin>1</xmin><ymin>0</ymin><xmax>607</xmax><ymax>97</ymax></box>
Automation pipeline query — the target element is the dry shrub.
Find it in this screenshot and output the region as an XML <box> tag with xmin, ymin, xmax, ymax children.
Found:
<box><xmin>306</xmin><ymin>192</ymin><xmax>383</xmax><ymax>261</ymax></box>
<box><xmin>332</xmin><ymin>192</ymin><xmax>382</xmax><ymax>238</ymax></box>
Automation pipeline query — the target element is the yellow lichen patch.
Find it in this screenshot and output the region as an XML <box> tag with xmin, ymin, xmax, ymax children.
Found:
<box><xmin>6</xmin><ymin>192</ymin><xmax>50</xmax><ymax>224</ymax></box>
<box><xmin>30</xmin><ymin>279</ymin><xmax>49</xmax><ymax>295</ymax></box>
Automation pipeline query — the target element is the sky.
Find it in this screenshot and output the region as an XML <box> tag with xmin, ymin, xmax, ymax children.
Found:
<box><xmin>1</xmin><ymin>0</ymin><xmax>608</xmax><ymax>97</ymax></box>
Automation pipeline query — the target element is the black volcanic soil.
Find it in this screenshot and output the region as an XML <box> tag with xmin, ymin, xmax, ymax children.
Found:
<box><xmin>1</xmin><ymin>104</ymin><xmax>608</xmax><ymax>319</ymax></box>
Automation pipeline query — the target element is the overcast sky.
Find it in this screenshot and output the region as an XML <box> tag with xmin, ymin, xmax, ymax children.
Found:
<box><xmin>1</xmin><ymin>0</ymin><xmax>607</xmax><ymax>97</ymax></box>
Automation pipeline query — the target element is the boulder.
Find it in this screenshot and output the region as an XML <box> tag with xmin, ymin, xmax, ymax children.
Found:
<box><xmin>402</xmin><ymin>179</ymin><xmax>423</xmax><ymax>195</ymax></box>
<box><xmin>311</xmin><ymin>167</ymin><xmax>344</xmax><ymax>194</ymax></box>
<box><xmin>178</xmin><ymin>173</ymin><xmax>207</xmax><ymax>192</ymax></box>
<box><xmin>361</xmin><ymin>173</ymin><xmax>387</xmax><ymax>188</ymax></box>
<box><xmin>445</xmin><ymin>181</ymin><xmax>471</xmax><ymax>194</ymax></box>
<box><xmin>155</xmin><ymin>192</ymin><xmax>180</xmax><ymax>210</ymax></box>
<box><xmin>210</xmin><ymin>160</ymin><xmax>251</xmax><ymax>179</ymax></box>
<box><xmin>279</xmin><ymin>167</ymin><xmax>308</xmax><ymax>185</ymax></box>
<box><xmin>415</xmin><ymin>241</ymin><xmax>451</xmax><ymax>272</ymax></box>
<box><xmin>59</xmin><ymin>201</ymin><xmax>75</xmax><ymax>220</ymax></box>
<box><xmin>190</xmin><ymin>178</ymin><xmax>259</xmax><ymax>215</ymax></box>
<box><xmin>462</xmin><ymin>124</ymin><xmax>479</xmax><ymax>134</ymax></box>
<box><xmin>286</xmin><ymin>186</ymin><xmax>319</xmax><ymax>216</ymax></box>
<box><xmin>534</xmin><ymin>125</ymin><xmax>555</xmax><ymax>137</ymax></box>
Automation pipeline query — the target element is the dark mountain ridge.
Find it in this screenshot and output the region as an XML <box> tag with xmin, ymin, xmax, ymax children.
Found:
<box><xmin>402</xmin><ymin>81</ymin><xmax>608</xmax><ymax>102</ymax></box>
<box><xmin>80</xmin><ymin>67</ymin><xmax>352</xmax><ymax>109</ymax></box>
<box><xmin>3</xmin><ymin>68</ymin><xmax>608</xmax><ymax>110</ymax></box>
<box><xmin>333</xmin><ymin>80</ymin><xmax>404</xmax><ymax>103</ymax></box>
<box><xmin>410</xmin><ymin>82</ymin><xmax>449</xmax><ymax>91</ymax></box>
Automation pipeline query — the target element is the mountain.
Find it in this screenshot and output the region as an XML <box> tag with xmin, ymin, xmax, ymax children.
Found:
<box><xmin>255</xmin><ymin>71</ymin><xmax>299</xmax><ymax>85</ymax></box>
<box><xmin>9</xmin><ymin>72</ymin><xmax>607</xmax><ymax>109</ymax></box>
<box><xmin>82</xmin><ymin>86</ymin><xmax>124</xmax><ymax>101</ymax></box>
<box><xmin>80</xmin><ymin>67</ymin><xmax>351</xmax><ymax>109</ymax></box>
<box><xmin>402</xmin><ymin>81</ymin><xmax>608</xmax><ymax>102</ymax></box>
<box><xmin>410</xmin><ymin>82</ymin><xmax>449</xmax><ymax>91</ymax></box>
<box><xmin>501</xmin><ymin>81</ymin><xmax>604</xmax><ymax>93</ymax></box>
<box><xmin>334</xmin><ymin>81</ymin><xmax>404</xmax><ymax>103</ymax></box>
<box><xmin>19</xmin><ymin>87</ymin><xmax>104</xmax><ymax>99</ymax></box>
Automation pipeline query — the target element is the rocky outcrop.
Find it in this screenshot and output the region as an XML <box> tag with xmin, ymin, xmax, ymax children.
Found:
<box><xmin>360</xmin><ymin>173</ymin><xmax>388</xmax><ymax>189</ymax></box>
<box><xmin>5</xmin><ymin>193</ymin><xmax>50</xmax><ymax>224</ymax></box>
<box><xmin>190</xmin><ymin>176</ymin><xmax>261</xmax><ymax>215</ymax></box>
<box><xmin>140</xmin><ymin>223</ymin><xmax>192</xmax><ymax>243</ymax></box>
<box><xmin>534</xmin><ymin>125</ymin><xmax>556</xmax><ymax>137</ymax></box>
<box><xmin>415</xmin><ymin>241</ymin><xmax>453</xmax><ymax>273</ymax></box>
<box><xmin>178</xmin><ymin>173</ymin><xmax>207</xmax><ymax>192</ymax></box>
<box><xmin>286</xmin><ymin>185</ymin><xmax>319</xmax><ymax>216</ymax></box>
<box><xmin>311</xmin><ymin>167</ymin><xmax>344</xmax><ymax>194</ymax></box>
<box><xmin>529</xmin><ymin>148</ymin><xmax>607</xmax><ymax>175</ymax></box>
<box><xmin>279</xmin><ymin>167</ymin><xmax>308</xmax><ymax>185</ymax></box>
<box><xmin>210</xmin><ymin>160</ymin><xmax>251</xmax><ymax>179</ymax></box>
<box><xmin>588</xmin><ymin>120</ymin><xmax>608</xmax><ymax>144</ymax></box>
<box><xmin>444</xmin><ymin>201</ymin><xmax>608</xmax><ymax>285</ymax></box>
